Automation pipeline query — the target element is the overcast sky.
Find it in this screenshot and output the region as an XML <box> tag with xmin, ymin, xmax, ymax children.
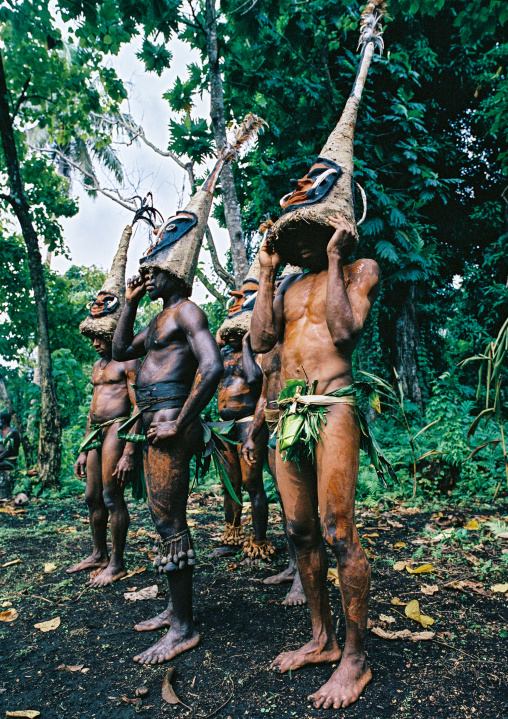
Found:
<box><xmin>53</xmin><ymin>36</ymin><xmax>230</xmax><ymax>305</ymax></box>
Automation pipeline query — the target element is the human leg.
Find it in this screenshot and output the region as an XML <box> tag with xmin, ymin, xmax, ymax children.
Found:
<box><xmin>270</xmin><ymin>451</ymin><xmax>340</xmax><ymax>672</ymax></box>
<box><xmin>208</xmin><ymin>438</ymin><xmax>244</xmax><ymax>558</ymax></box>
<box><xmin>263</xmin><ymin>447</ymin><xmax>306</xmax><ymax>605</ymax></box>
<box><xmin>88</xmin><ymin>426</ymin><xmax>130</xmax><ymax>587</ymax></box>
<box><xmin>66</xmin><ymin>449</ymin><xmax>109</xmax><ymax>573</ymax></box>
<box><xmin>308</xmin><ymin>405</ymin><xmax>371</xmax><ymax>709</ymax></box>
<box><xmin>238</xmin><ymin>423</ymin><xmax>272</xmax><ymax>562</ymax></box>
<box><xmin>134</xmin><ymin>413</ymin><xmax>200</xmax><ymax>664</ymax></box>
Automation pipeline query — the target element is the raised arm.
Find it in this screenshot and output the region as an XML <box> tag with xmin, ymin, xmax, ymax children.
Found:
<box><xmin>241</xmin><ymin>332</ymin><xmax>263</xmax><ymax>385</ymax></box>
<box><xmin>148</xmin><ymin>302</ymin><xmax>223</xmax><ymax>445</ymax></box>
<box><xmin>249</xmin><ymin>240</ymin><xmax>282</xmax><ymax>353</ymax></box>
<box><xmin>325</xmin><ymin>215</ymin><xmax>380</xmax><ymax>351</ymax></box>
<box><xmin>112</xmin><ymin>275</ymin><xmax>148</xmax><ymax>361</ymax></box>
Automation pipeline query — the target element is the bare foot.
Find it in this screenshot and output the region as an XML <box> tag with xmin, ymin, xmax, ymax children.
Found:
<box><xmin>207</xmin><ymin>546</ymin><xmax>236</xmax><ymax>559</ymax></box>
<box><xmin>88</xmin><ymin>564</ymin><xmax>127</xmax><ymax>588</ymax></box>
<box><xmin>66</xmin><ymin>554</ymin><xmax>108</xmax><ymax>574</ymax></box>
<box><xmin>134</xmin><ymin>607</ymin><xmax>172</xmax><ymax>632</ymax></box>
<box><xmin>271</xmin><ymin>638</ymin><xmax>341</xmax><ymax>673</ymax></box>
<box><xmin>308</xmin><ymin>654</ymin><xmax>372</xmax><ymax>709</ymax></box>
<box><xmin>282</xmin><ymin>574</ymin><xmax>307</xmax><ymax>606</ymax></box>
<box><xmin>133</xmin><ymin>627</ymin><xmax>200</xmax><ymax>665</ymax></box>
<box><xmin>263</xmin><ymin>566</ymin><xmax>296</xmax><ymax>585</ymax></box>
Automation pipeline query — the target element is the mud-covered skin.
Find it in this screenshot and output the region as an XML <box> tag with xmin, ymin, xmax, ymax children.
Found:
<box><xmin>112</xmin><ymin>268</ymin><xmax>222</xmax><ymax>663</ymax></box>
<box><xmin>250</xmin><ymin>216</ymin><xmax>379</xmax><ymax>709</ymax></box>
<box><xmin>211</xmin><ymin>335</ymin><xmax>269</xmax><ymax>559</ymax></box>
<box><xmin>67</xmin><ymin>338</ymin><xmax>140</xmax><ymax>587</ymax></box>
<box><xmin>243</xmin><ymin>345</ymin><xmax>306</xmax><ymax>605</ymax></box>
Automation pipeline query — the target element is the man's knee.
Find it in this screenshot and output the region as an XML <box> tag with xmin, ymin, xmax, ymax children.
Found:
<box><xmin>323</xmin><ymin>520</ymin><xmax>365</xmax><ymax>565</ymax></box>
<box><xmin>85</xmin><ymin>489</ymin><xmax>102</xmax><ymax>509</ymax></box>
<box><xmin>103</xmin><ymin>486</ymin><xmax>123</xmax><ymax>511</ymax></box>
<box><xmin>287</xmin><ymin>519</ymin><xmax>321</xmax><ymax>551</ymax></box>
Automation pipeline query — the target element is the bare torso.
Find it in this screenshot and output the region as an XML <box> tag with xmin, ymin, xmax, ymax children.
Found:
<box><xmin>89</xmin><ymin>359</ymin><xmax>139</xmax><ymax>424</ymax></box>
<box><xmin>136</xmin><ymin>301</ymin><xmax>198</xmax><ymax>390</ymax></box>
<box><xmin>218</xmin><ymin>348</ymin><xmax>262</xmax><ymax>421</ymax></box>
<box><xmin>281</xmin><ymin>261</ymin><xmax>372</xmax><ymax>393</ymax></box>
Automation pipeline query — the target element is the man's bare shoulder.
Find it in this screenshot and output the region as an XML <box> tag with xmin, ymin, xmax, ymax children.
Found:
<box><xmin>123</xmin><ymin>358</ymin><xmax>141</xmax><ymax>374</ymax></box>
<box><xmin>345</xmin><ymin>258</ymin><xmax>379</xmax><ymax>288</ymax></box>
<box><xmin>176</xmin><ymin>299</ymin><xmax>210</xmax><ymax>331</ymax></box>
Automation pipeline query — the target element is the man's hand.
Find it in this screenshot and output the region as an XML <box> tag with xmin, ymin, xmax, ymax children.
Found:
<box><xmin>241</xmin><ymin>436</ymin><xmax>256</xmax><ymax>466</ymax></box>
<box><xmin>125</xmin><ymin>274</ymin><xmax>146</xmax><ymax>304</ymax></box>
<box><xmin>74</xmin><ymin>452</ymin><xmax>87</xmax><ymax>479</ymax></box>
<box><xmin>259</xmin><ymin>237</ymin><xmax>281</xmax><ymax>270</ymax></box>
<box><xmin>112</xmin><ymin>452</ymin><xmax>135</xmax><ymax>489</ymax></box>
<box><xmin>147</xmin><ymin>420</ymin><xmax>180</xmax><ymax>445</ymax></box>
<box><xmin>327</xmin><ymin>215</ymin><xmax>356</xmax><ymax>259</ymax></box>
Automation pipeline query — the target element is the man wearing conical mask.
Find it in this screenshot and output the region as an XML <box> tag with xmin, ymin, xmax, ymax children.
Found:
<box><xmin>242</xmin><ymin>259</ymin><xmax>306</xmax><ymax>606</ymax></box>
<box><xmin>268</xmin><ymin>1</ymin><xmax>385</xmax><ymax>269</ymax></box>
<box><xmin>112</xmin><ymin>115</ymin><xmax>265</xmax><ymax>664</ymax></box>
<box><xmin>250</xmin><ymin>3</ymin><xmax>394</xmax><ymax>709</ymax></box>
<box><xmin>208</xmin><ymin>238</ymin><xmax>273</xmax><ymax>564</ymax></box>
<box><xmin>67</xmin><ymin>198</ymin><xmax>158</xmax><ymax>587</ymax></box>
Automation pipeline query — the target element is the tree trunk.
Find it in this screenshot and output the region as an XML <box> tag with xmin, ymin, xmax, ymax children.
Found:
<box><xmin>0</xmin><ymin>373</ymin><xmax>34</xmax><ymax>467</ymax></box>
<box><xmin>205</xmin><ymin>0</ymin><xmax>249</xmax><ymax>289</ymax></box>
<box><xmin>0</xmin><ymin>51</ymin><xmax>61</xmax><ymax>486</ymax></box>
<box><xmin>395</xmin><ymin>284</ymin><xmax>423</xmax><ymax>411</ymax></box>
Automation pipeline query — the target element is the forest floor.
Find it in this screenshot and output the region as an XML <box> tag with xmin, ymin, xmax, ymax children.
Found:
<box><xmin>0</xmin><ymin>491</ymin><xmax>507</xmax><ymax>719</ymax></box>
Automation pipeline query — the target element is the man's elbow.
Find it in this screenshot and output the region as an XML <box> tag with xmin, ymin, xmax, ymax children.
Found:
<box><xmin>112</xmin><ymin>343</ymin><xmax>128</xmax><ymax>361</ymax></box>
<box><xmin>250</xmin><ymin>332</ymin><xmax>276</xmax><ymax>354</ymax></box>
<box><xmin>332</xmin><ymin>327</ymin><xmax>360</xmax><ymax>348</ymax></box>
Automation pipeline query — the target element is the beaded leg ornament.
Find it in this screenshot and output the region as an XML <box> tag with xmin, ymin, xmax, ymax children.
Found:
<box><xmin>242</xmin><ymin>536</ymin><xmax>276</xmax><ymax>562</ymax></box>
<box><xmin>152</xmin><ymin>529</ymin><xmax>195</xmax><ymax>574</ymax></box>
<box><xmin>220</xmin><ymin>523</ymin><xmax>246</xmax><ymax>547</ymax></box>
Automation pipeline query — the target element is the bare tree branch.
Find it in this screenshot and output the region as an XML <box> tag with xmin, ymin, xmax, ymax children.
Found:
<box><xmin>196</xmin><ymin>267</ymin><xmax>227</xmax><ymax>306</ymax></box>
<box><xmin>12</xmin><ymin>75</ymin><xmax>31</xmax><ymax>121</ymax></box>
<box><xmin>205</xmin><ymin>225</ymin><xmax>235</xmax><ymax>288</ymax></box>
<box><xmin>32</xmin><ymin>146</ymin><xmax>138</xmax><ymax>212</ymax></box>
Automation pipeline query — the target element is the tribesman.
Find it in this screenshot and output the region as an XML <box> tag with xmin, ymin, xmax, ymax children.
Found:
<box><xmin>67</xmin><ymin>201</ymin><xmax>156</xmax><ymax>587</ymax></box>
<box><xmin>208</xmin><ymin>248</ymin><xmax>273</xmax><ymax>563</ymax></box>
<box><xmin>242</xmin><ymin>263</ymin><xmax>306</xmax><ymax>604</ymax></box>
<box><xmin>250</xmin><ymin>2</ymin><xmax>393</xmax><ymax>709</ymax></box>
<box><xmin>112</xmin><ymin>115</ymin><xmax>266</xmax><ymax>664</ymax></box>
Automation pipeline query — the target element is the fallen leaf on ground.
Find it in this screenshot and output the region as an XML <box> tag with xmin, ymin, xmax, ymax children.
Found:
<box><xmin>57</xmin><ymin>664</ymin><xmax>85</xmax><ymax>672</ymax></box>
<box><xmin>0</xmin><ymin>609</ymin><xmax>18</xmax><ymax>622</ymax></box>
<box><xmin>362</xmin><ymin>533</ymin><xmax>379</xmax><ymax>538</ymax></box>
<box><xmin>393</xmin><ymin>561</ymin><xmax>409</xmax><ymax>571</ymax></box>
<box><xmin>407</xmin><ymin>564</ymin><xmax>434</xmax><ymax>574</ymax></box>
<box><xmin>396</xmin><ymin>506</ymin><xmax>421</xmax><ymax>515</ymax></box>
<box><xmin>162</xmin><ymin>667</ymin><xmax>182</xmax><ymax>706</ymax></box>
<box><xmin>444</xmin><ymin>579</ymin><xmax>489</xmax><ymax>596</ymax></box>
<box><xmin>34</xmin><ymin>617</ymin><xmax>60</xmax><ymax>632</ymax></box>
<box><xmin>121</xmin><ymin>695</ymin><xmax>141</xmax><ymax>708</ymax></box>
<box><xmin>2</xmin><ymin>559</ymin><xmax>21</xmax><ymax>567</ymax></box>
<box><xmin>123</xmin><ymin>585</ymin><xmax>158</xmax><ymax>602</ymax></box>
<box><xmin>497</xmin><ymin>532</ymin><xmax>508</xmax><ymax>539</ymax></box>
<box><xmin>465</xmin><ymin>519</ymin><xmax>479</xmax><ymax>530</ymax></box>
<box><xmin>421</xmin><ymin>584</ymin><xmax>439</xmax><ymax>595</ymax></box>
<box><xmin>1</xmin><ymin>601</ymin><xmax>12</xmax><ymax>607</ymax></box>
<box><xmin>327</xmin><ymin>567</ymin><xmax>340</xmax><ymax>587</ymax></box>
<box><xmin>387</xmin><ymin>519</ymin><xmax>404</xmax><ymax>528</ymax></box>
<box><xmin>391</xmin><ymin>597</ymin><xmax>406</xmax><ymax>606</ymax></box>
<box><xmin>135</xmin><ymin>687</ymin><xmax>149</xmax><ymax>698</ymax></box>
<box><xmin>405</xmin><ymin>600</ymin><xmax>434</xmax><ymax>628</ymax></box>
<box><xmin>5</xmin><ymin>712</ymin><xmax>41</xmax><ymax>718</ymax></box>
<box><xmin>44</xmin><ymin>563</ymin><xmax>57</xmax><ymax>573</ymax></box>
<box><xmin>465</xmin><ymin>554</ymin><xmax>481</xmax><ymax>566</ymax></box>
<box><xmin>394</xmin><ymin>542</ymin><xmax>406</xmax><ymax>548</ymax></box>
<box><xmin>379</xmin><ymin>614</ymin><xmax>396</xmax><ymax>624</ymax></box>
<box><xmin>490</xmin><ymin>583</ymin><xmax>508</xmax><ymax>593</ymax></box>
<box><xmin>371</xmin><ymin>627</ymin><xmax>434</xmax><ymax>641</ymax></box>
<box><xmin>119</xmin><ymin>566</ymin><xmax>147</xmax><ymax>581</ymax></box>
<box><xmin>226</xmin><ymin>562</ymin><xmax>237</xmax><ymax>571</ymax></box>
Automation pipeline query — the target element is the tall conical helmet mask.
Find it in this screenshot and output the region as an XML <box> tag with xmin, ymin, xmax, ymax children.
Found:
<box><xmin>219</xmin><ymin>220</ymin><xmax>302</xmax><ymax>344</ymax></box>
<box><xmin>269</xmin><ymin>0</ymin><xmax>387</xmax><ymax>268</ymax></box>
<box><xmin>139</xmin><ymin>114</ymin><xmax>267</xmax><ymax>293</ymax></box>
<box><xmin>79</xmin><ymin>195</ymin><xmax>161</xmax><ymax>341</ymax></box>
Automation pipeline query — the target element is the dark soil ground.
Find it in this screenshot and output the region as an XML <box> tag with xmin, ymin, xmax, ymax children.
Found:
<box><xmin>1</xmin><ymin>492</ymin><xmax>507</xmax><ymax>719</ymax></box>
